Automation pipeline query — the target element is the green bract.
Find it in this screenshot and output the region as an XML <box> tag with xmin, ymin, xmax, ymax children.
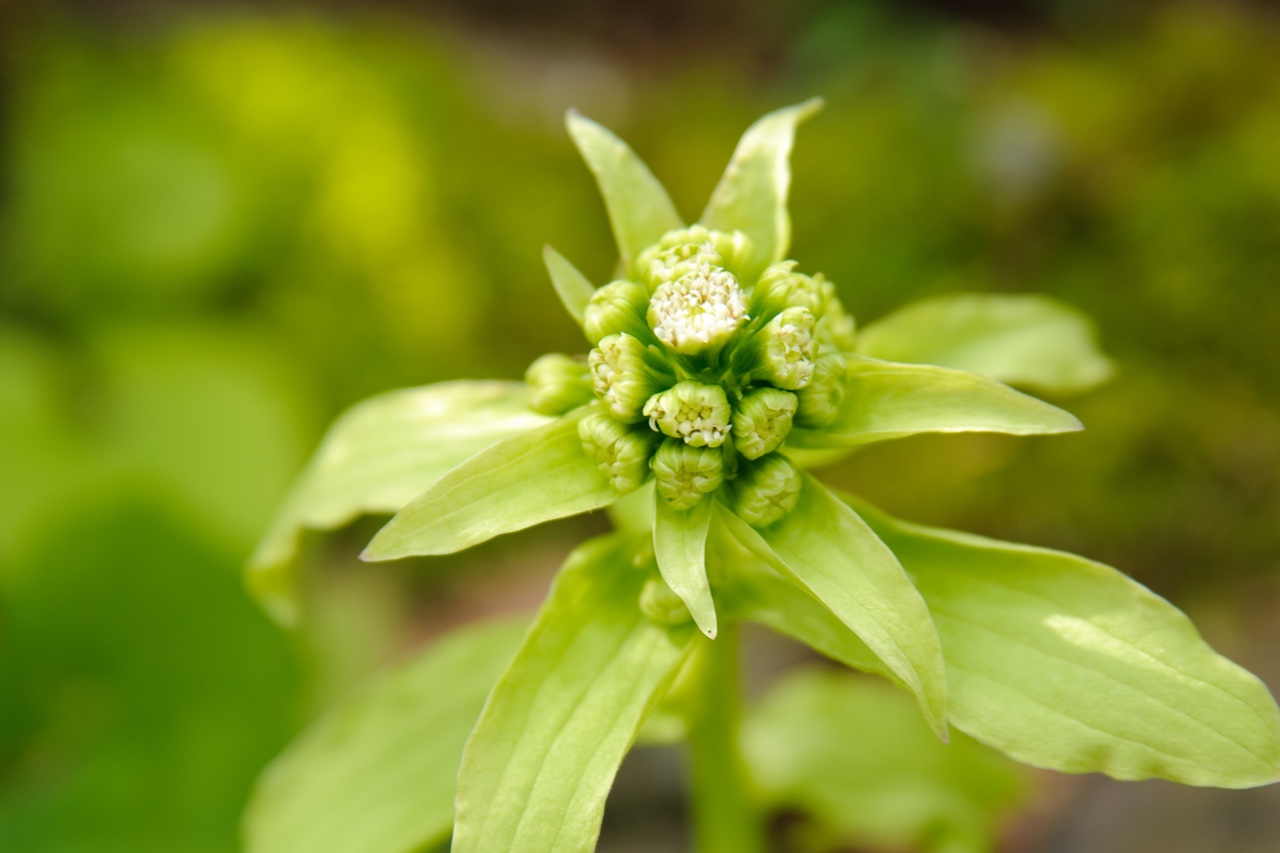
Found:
<box><xmin>245</xmin><ymin>100</ymin><xmax>1280</xmax><ymax>853</ymax></box>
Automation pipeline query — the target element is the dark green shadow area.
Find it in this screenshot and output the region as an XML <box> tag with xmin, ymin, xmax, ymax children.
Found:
<box><xmin>0</xmin><ymin>503</ymin><xmax>302</xmax><ymax>853</ymax></box>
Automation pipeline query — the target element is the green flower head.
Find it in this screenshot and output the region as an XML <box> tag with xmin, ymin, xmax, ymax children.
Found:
<box><xmin>250</xmin><ymin>100</ymin><xmax>1279</xmax><ymax>853</ymax></box>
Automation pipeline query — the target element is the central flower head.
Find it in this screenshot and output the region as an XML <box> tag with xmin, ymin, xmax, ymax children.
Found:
<box><xmin>647</xmin><ymin>264</ymin><xmax>748</xmax><ymax>355</ymax></box>
<box><xmin>533</xmin><ymin>226</ymin><xmax>857</xmax><ymax>521</ymax></box>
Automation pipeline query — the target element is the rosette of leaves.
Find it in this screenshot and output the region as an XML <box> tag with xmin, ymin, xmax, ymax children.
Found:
<box><xmin>244</xmin><ymin>101</ymin><xmax>1280</xmax><ymax>853</ymax></box>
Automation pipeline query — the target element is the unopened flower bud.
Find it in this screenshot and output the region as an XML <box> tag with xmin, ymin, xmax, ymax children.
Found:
<box><xmin>648</xmin><ymin>266</ymin><xmax>748</xmax><ymax>355</ymax></box>
<box><xmin>583</xmin><ymin>280</ymin><xmax>651</xmax><ymax>344</ymax></box>
<box><xmin>749</xmin><ymin>307</ymin><xmax>818</xmax><ymax>390</ymax></box>
<box><xmin>636</xmin><ymin>226</ymin><xmax>723</xmax><ymax>288</ymax></box>
<box><xmin>643</xmin><ymin>381</ymin><xmax>732</xmax><ymax>448</ymax></box>
<box><xmin>588</xmin><ymin>333</ymin><xmax>672</xmax><ymax>422</ymax></box>
<box><xmin>732</xmin><ymin>387</ymin><xmax>798</xmax><ymax>459</ymax></box>
<box><xmin>525</xmin><ymin>353</ymin><xmax>594</xmax><ymax>415</ymax></box>
<box><xmin>730</xmin><ymin>454</ymin><xmax>802</xmax><ymax>527</ymax></box>
<box><xmin>795</xmin><ymin>354</ymin><xmax>846</xmax><ymax>428</ymax></box>
<box><xmin>752</xmin><ymin>261</ymin><xmax>824</xmax><ymax>317</ymax></box>
<box><xmin>651</xmin><ymin>439</ymin><xmax>724</xmax><ymax>510</ymax></box>
<box><xmin>579</xmin><ymin>412</ymin><xmax>659</xmax><ymax>493</ymax></box>
<box><xmin>639</xmin><ymin>574</ymin><xmax>693</xmax><ymax>626</ymax></box>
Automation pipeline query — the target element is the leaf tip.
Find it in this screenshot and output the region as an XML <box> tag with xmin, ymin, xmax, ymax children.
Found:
<box><xmin>1058</xmin><ymin>411</ymin><xmax>1086</xmax><ymax>433</ymax></box>
<box><xmin>359</xmin><ymin>536</ymin><xmax>395</xmax><ymax>563</ymax></box>
<box><xmin>565</xmin><ymin>108</ymin><xmax>597</xmax><ymax>143</ymax></box>
<box><xmin>797</xmin><ymin>96</ymin><xmax>825</xmax><ymax>119</ymax></box>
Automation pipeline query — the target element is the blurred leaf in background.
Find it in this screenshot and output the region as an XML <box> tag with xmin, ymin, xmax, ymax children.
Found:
<box><xmin>745</xmin><ymin>668</ymin><xmax>1028</xmax><ymax>853</ymax></box>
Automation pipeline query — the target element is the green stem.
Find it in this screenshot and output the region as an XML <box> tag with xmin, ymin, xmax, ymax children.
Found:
<box><xmin>685</xmin><ymin>623</ymin><xmax>764</xmax><ymax>853</ymax></box>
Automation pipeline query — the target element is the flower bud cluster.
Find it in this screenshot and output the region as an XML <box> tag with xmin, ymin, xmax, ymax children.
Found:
<box><xmin>530</xmin><ymin>227</ymin><xmax>860</xmax><ymax>525</ymax></box>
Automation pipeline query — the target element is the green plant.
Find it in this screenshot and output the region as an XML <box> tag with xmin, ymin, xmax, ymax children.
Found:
<box><xmin>242</xmin><ymin>101</ymin><xmax>1280</xmax><ymax>853</ymax></box>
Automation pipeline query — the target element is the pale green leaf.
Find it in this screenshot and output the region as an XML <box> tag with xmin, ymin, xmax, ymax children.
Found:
<box><xmin>248</xmin><ymin>381</ymin><xmax>549</xmax><ymax>625</ymax></box>
<box><xmin>543</xmin><ymin>245</ymin><xmax>595</xmax><ymax>326</ymax></box>
<box><xmin>744</xmin><ymin>669</ymin><xmax>1027</xmax><ymax>853</ymax></box>
<box><xmin>363</xmin><ymin>408</ymin><xmax>617</xmax><ymax>561</ymax></box>
<box><xmin>244</xmin><ymin>616</ymin><xmax>529</xmax><ymax>853</ymax></box>
<box><xmin>723</xmin><ymin>475</ymin><xmax>948</xmax><ymax>739</ymax></box>
<box><xmin>790</xmin><ymin>355</ymin><xmax>1082</xmax><ymax>450</ymax></box>
<box><xmin>453</xmin><ymin>534</ymin><xmax>697</xmax><ymax>852</ymax></box>
<box><xmin>566</xmin><ymin>110</ymin><xmax>684</xmax><ymax>270</ymax></box>
<box><xmin>700</xmin><ymin>98</ymin><xmax>822</xmax><ymax>281</ymax></box>
<box><xmin>857</xmin><ymin>293</ymin><xmax>1114</xmax><ymax>394</ymax></box>
<box><xmin>654</xmin><ymin>493</ymin><xmax>716</xmax><ymax>638</ymax></box>
<box><xmin>850</xmin><ymin>495</ymin><xmax>1280</xmax><ymax>788</ymax></box>
<box><xmin>713</xmin><ymin>512</ymin><xmax>892</xmax><ymax>682</ymax></box>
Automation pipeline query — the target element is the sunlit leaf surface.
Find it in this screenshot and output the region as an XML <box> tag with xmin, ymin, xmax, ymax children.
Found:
<box><xmin>362</xmin><ymin>407</ymin><xmax>615</xmax><ymax>561</ymax></box>
<box><xmin>857</xmin><ymin>293</ymin><xmax>1114</xmax><ymax>394</ymax></box>
<box><xmin>566</xmin><ymin>111</ymin><xmax>684</xmax><ymax>271</ymax></box>
<box><xmin>248</xmin><ymin>381</ymin><xmax>548</xmax><ymax>624</ymax></box>
<box><xmin>791</xmin><ymin>356</ymin><xmax>1082</xmax><ymax>449</ymax></box>
<box><xmin>700</xmin><ymin>98</ymin><xmax>822</xmax><ymax>281</ymax></box>
<box><xmin>452</xmin><ymin>535</ymin><xmax>696</xmax><ymax>852</ymax></box>
<box><xmin>852</xmin><ymin>495</ymin><xmax>1280</xmax><ymax>788</ymax></box>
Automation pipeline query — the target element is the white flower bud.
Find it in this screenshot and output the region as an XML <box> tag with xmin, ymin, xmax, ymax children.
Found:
<box><xmin>732</xmin><ymin>387</ymin><xmax>798</xmax><ymax>459</ymax></box>
<box><xmin>751</xmin><ymin>307</ymin><xmax>817</xmax><ymax>390</ymax></box>
<box><xmin>647</xmin><ymin>265</ymin><xmax>748</xmax><ymax>355</ymax></box>
<box><xmin>795</xmin><ymin>354</ymin><xmax>846</xmax><ymax>428</ymax></box>
<box><xmin>730</xmin><ymin>454</ymin><xmax>802</xmax><ymax>527</ymax></box>
<box><xmin>583</xmin><ymin>280</ymin><xmax>650</xmax><ymax>344</ymax></box>
<box><xmin>651</xmin><ymin>439</ymin><xmax>724</xmax><ymax>510</ymax></box>
<box><xmin>525</xmin><ymin>353</ymin><xmax>594</xmax><ymax>415</ymax></box>
<box><xmin>578</xmin><ymin>411</ymin><xmax>659</xmax><ymax>493</ymax></box>
<box><xmin>588</xmin><ymin>333</ymin><xmax>671</xmax><ymax>422</ymax></box>
<box><xmin>643</xmin><ymin>381</ymin><xmax>733</xmax><ymax>448</ymax></box>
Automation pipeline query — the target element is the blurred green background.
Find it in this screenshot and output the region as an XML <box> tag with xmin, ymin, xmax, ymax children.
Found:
<box><xmin>2</xmin><ymin>1</ymin><xmax>1279</xmax><ymax>851</ymax></box>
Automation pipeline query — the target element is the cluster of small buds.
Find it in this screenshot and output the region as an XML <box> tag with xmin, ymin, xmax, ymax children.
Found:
<box><xmin>531</xmin><ymin>227</ymin><xmax>859</xmax><ymax>525</ymax></box>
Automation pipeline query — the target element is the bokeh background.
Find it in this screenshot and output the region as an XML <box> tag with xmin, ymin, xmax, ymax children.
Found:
<box><xmin>2</xmin><ymin>0</ymin><xmax>1279</xmax><ymax>850</ymax></box>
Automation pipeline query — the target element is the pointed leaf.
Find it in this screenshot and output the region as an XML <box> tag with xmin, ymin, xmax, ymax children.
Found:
<box><xmin>790</xmin><ymin>355</ymin><xmax>1082</xmax><ymax>450</ymax></box>
<box><xmin>857</xmin><ymin>293</ymin><xmax>1114</xmax><ymax>394</ymax></box>
<box><xmin>453</xmin><ymin>534</ymin><xmax>697</xmax><ymax>852</ymax></box>
<box><xmin>654</xmin><ymin>493</ymin><xmax>716</xmax><ymax>638</ymax></box>
<box><xmin>566</xmin><ymin>110</ymin><xmax>683</xmax><ymax>270</ymax></box>
<box><xmin>244</xmin><ymin>617</ymin><xmax>528</xmax><ymax>853</ymax></box>
<box><xmin>700</xmin><ymin>98</ymin><xmax>822</xmax><ymax>280</ymax></box>
<box><xmin>715</xmin><ymin>514</ymin><xmax>891</xmax><ymax>682</ymax></box>
<box><xmin>363</xmin><ymin>408</ymin><xmax>617</xmax><ymax>560</ymax></box>
<box><xmin>722</xmin><ymin>476</ymin><xmax>948</xmax><ymax>739</ymax></box>
<box><xmin>248</xmin><ymin>381</ymin><xmax>549</xmax><ymax>624</ymax></box>
<box><xmin>849</xmin><ymin>495</ymin><xmax>1280</xmax><ymax>788</ymax></box>
<box><xmin>543</xmin><ymin>245</ymin><xmax>595</xmax><ymax>326</ymax></box>
<box><xmin>744</xmin><ymin>670</ymin><xmax>1027</xmax><ymax>853</ymax></box>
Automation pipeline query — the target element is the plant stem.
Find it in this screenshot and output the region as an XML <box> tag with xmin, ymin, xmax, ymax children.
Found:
<box><xmin>685</xmin><ymin>623</ymin><xmax>764</xmax><ymax>853</ymax></box>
